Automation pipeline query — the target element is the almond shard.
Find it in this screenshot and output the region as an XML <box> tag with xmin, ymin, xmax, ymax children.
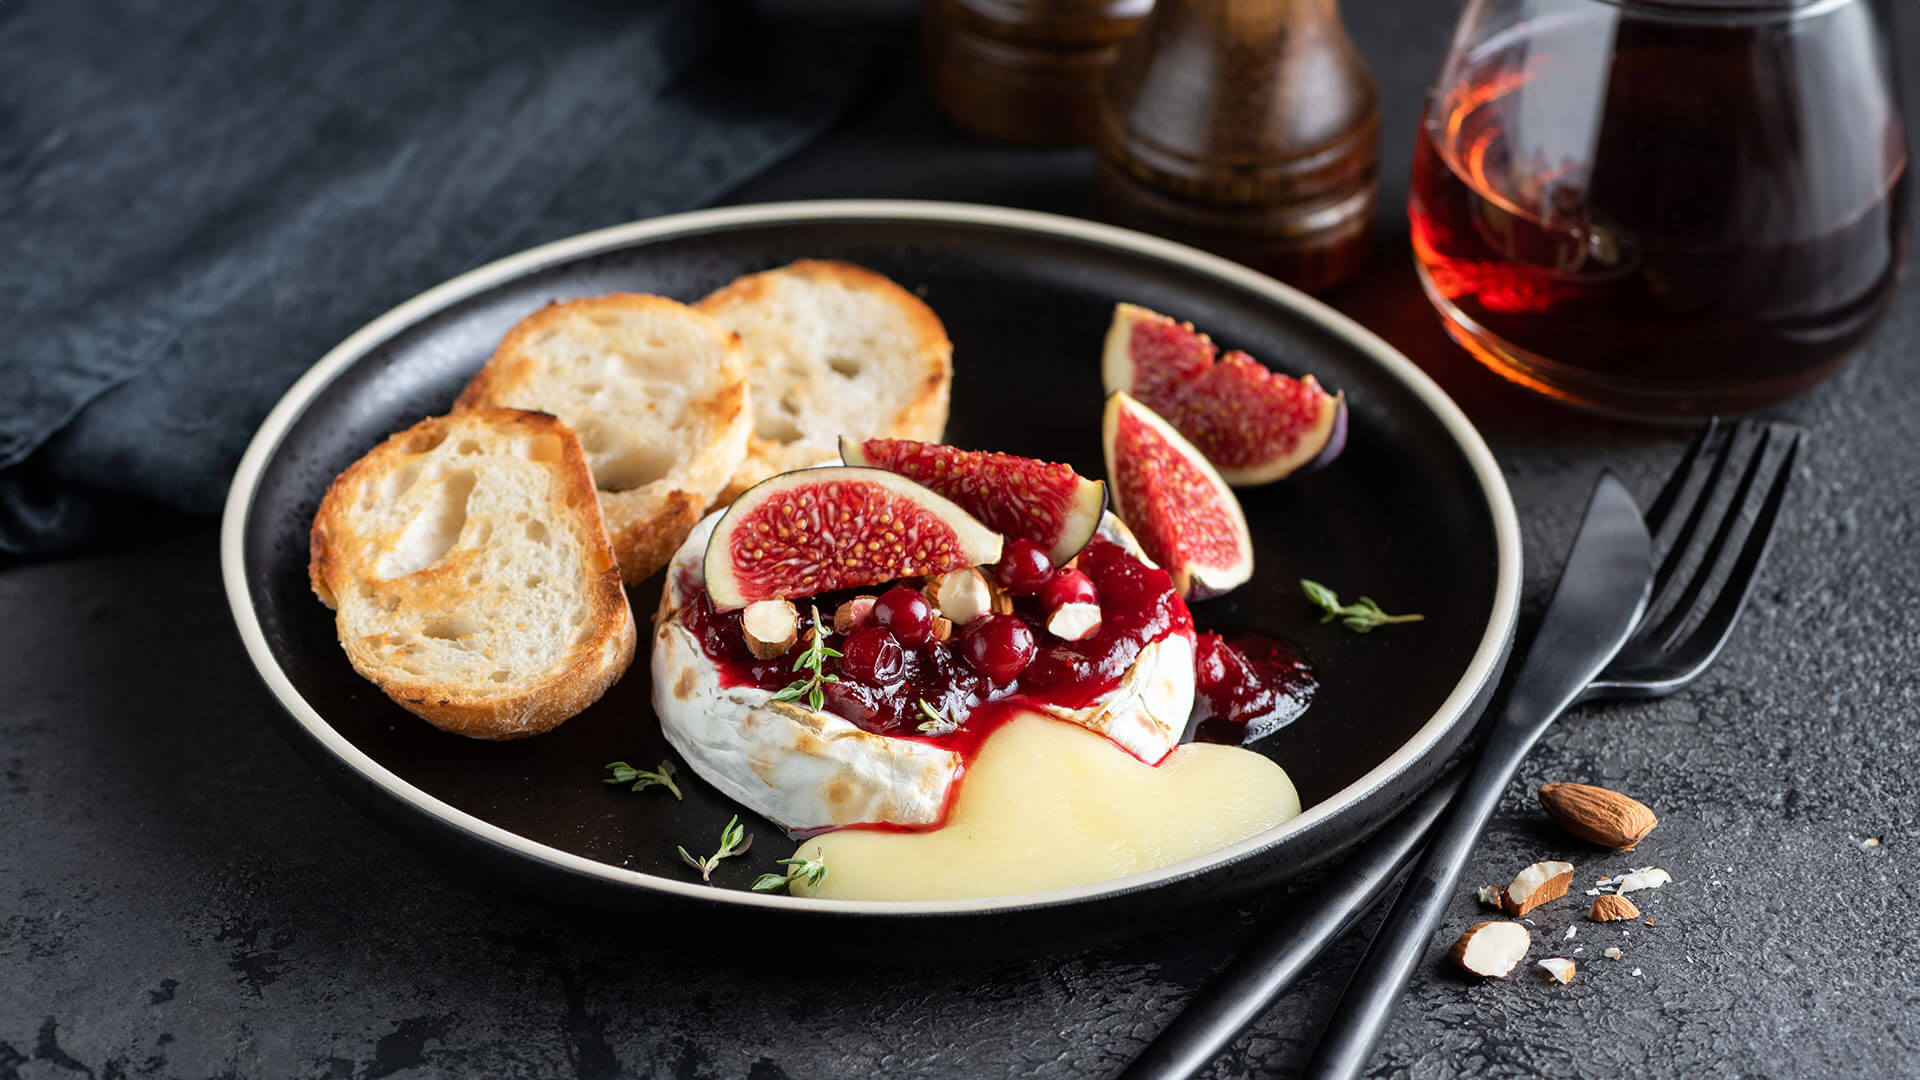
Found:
<box><xmin>1449</xmin><ymin>921</ymin><xmax>1531</xmax><ymax>978</ymax></box>
<box><xmin>1537</xmin><ymin>957</ymin><xmax>1577</xmax><ymax>984</ymax></box>
<box><xmin>741</xmin><ymin>599</ymin><xmax>799</xmax><ymax>659</ymax></box>
<box><xmin>1616</xmin><ymin>867</ymin><xmax>1672</xmax><ymax>894</ymax></box>
<box><xmin>1046</xmin><ymin>601</ymin><xmax>1103</xmax><ymax>642</ymax></box>
<box><xmin>833</xmin><ymin>596</ymin><xmax>877</xmax><ymax>635</ymax></box>
<box><xmin>1537</xmin><ymin>782</ymin><xmax>1658</xmax><ymax>850</ymax></box>
<box><xmin>1503</xmin><ymin>860</ymin><xmax>1575</xmax><ymax>916</ymax></box>
<box><xmin>930</xmin><ymin>567</ymin><xmax>993</xmax><ymax>626</ymax></box>
<box><xmin>1588</xmin><ymin>894</ymin><xmax>1641</xmax><ymax>922</ymax></box>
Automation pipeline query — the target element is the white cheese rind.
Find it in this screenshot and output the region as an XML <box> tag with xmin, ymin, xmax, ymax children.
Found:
<box><xmin>1039</xmin><ymin>631</ymin><xmax>1191</xmax><ymax>764</ymax></box>
<box><xmin>652</xmin><ymin>615</ymin><xmax>958</xmax><ymax>829</ymax></box>
<box><xmin>651</xmin><ymin>509</ymin><xmax>1196</xmax><ymax>831</ymax></box>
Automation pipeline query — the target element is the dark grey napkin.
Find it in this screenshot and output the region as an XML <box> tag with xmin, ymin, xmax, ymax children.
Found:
<box><xmin>0</xmin><ymin>0</ymin><xmax>877</xmax><ymax>556</ymax></box>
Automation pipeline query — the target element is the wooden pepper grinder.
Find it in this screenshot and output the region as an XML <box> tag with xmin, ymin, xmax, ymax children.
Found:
<box><xmin>923</xmin><ymin>0</ymin><xmax>1153</xmax><ymax>145</ymax></box>
<box><xmin>1095</xmin><ymin>0</ymin><xmax>1379</xmax><ymax>292</ymax></box>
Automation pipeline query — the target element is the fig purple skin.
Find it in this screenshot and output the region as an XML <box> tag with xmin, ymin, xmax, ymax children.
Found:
<box><xmin>1295</xmin><ymin>395</ymin><xmax>1348</xmax><ymax>475</ymax></box>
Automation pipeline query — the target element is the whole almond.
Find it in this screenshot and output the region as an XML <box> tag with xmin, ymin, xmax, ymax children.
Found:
<box><xmin>1588</xmin><ymin>894</ymin><xmax>1640</xmax><ymax>922</ymax></box>
<box><xmin>1537</xmin><ymin>783</ymin><xmax>1658</xmax><ymax>850</ymax></box>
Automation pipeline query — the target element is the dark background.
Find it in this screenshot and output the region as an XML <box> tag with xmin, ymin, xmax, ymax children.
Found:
<box><xmin>5</xmin><ymin>1</ymin><xmax>1919</xmax><ymax>1077</ymax></box>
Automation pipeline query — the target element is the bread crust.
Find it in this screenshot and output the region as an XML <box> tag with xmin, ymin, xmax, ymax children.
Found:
<box><xmin>457</xmin><ymin>293</ymin><xmax>752</xmax><ymax>584</ymax></box>
<box><xmin>310</xmin><ymin>409</ymin><xmax>637</xmax><ymax>739</ymax></box>
<box><xmin>696</xmin><ymin>260</ymin><xmax>952</xmax><ymax>503</ymax></box>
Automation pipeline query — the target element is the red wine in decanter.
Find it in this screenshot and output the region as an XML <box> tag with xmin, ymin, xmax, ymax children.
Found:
<box><xmin>1096</xmin><ymin>0</ymin><xmax>1380</xmax><ymax>292</ymax></box>
<box><xmin>923</xmin><ymin>0</ymin><xmax>1153</xmax><ymax>145</ymax></box>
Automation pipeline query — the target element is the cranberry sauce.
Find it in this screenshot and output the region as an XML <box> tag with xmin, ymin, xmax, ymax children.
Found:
<box><xmin>1016</xmin><ymin>538</ymin><xmax>1192</xmax><ymax>708</ymax></box>
<box><xmin>676</xmin><ymin>538</ymin><xmax>1193</xmax><ymax>748</ymax></box>
<box><xmin>1190</xmin><ymin>630</ymin><xmax>1316</xmax><ymax>746</ymax></box>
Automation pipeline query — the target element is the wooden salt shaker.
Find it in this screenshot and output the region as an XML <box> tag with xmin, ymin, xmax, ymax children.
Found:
<box><xmin>923</xmin><ymin>0</ymin><xmax>1153</xmax><ymax>145</ymax></box>
<box><xmin>1095</xmin><ymin>0</ymin><xmax>1379</xmax><ymax>292</ymax></box>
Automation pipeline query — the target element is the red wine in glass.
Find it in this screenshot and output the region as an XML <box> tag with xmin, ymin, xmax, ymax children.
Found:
<box><xmin>1410</xmin><ymin>1</ymin><xmax>1909</xmax><ymax>418</ymax></box>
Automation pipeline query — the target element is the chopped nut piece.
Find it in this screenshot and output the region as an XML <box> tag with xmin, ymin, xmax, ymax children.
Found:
<box><xmin>1537</xmin><ymin>782</ymin><xmax>1658</xmax><ymax>850</ymax></box>
<box><xmin>1448</xmin><ymin>921</ymin><xmax>1531</xmax><ymax>978</ymax></box>
<box><xmin>1503</xmin><ymin>860</ymin><xmax>1575</xmax><ymax>916</ymax></box>
<box><xmin>741</xmin><ymin>599</ymin><xmax>799</xmax><ymax>659</ymax></box>
<box><xmin>1604</xmin><ymin>947</ymin><xmax>1623</xmax><ymax>960</ymax></box>
<box><xmin>930</xmin><ymin>568</ymin><xmax>993</xmax><ymax>626</ymax></box>
<box><xmin>1588</xmin><ymin>894</ymin><xmax>1641</xmax><ymax>922</ymax></box>
<box><xmin>1476</xmin><ymin>884</ymin><xmax>1504</xmax><ymax>909</ymax></box>
<box><xmin>833</xmin><ymin>596</ymin><xmax>877</xmax><ymax>635</ymax></box>
<box><xmin>1537</xmin><ymin>957</ymin><xmax>1576</xmax><ymax>984</ymax></box>
<box><xmin>1564</xmin><ymin>925</ymin><xmax>1578</xmax><ymax>940</ymax></box>
<box><xmin>1584</xmin><ymin>866</ymin><xmax>1674</xmax><ymax>896</ymax></box>
<box><xmin>930</xmin><ymin>615</ymin><xmax>954</xmax><ymax>643</ymax></box>
<box><xmin>1046</xmin><ymin>601</ymin><xmax>1103</xmax><ymax>642</ymax></box>
<box><xmin>1616</xmin><ymin>868</ymin><xmax>1671</xmax><ymax>894</ymax></box>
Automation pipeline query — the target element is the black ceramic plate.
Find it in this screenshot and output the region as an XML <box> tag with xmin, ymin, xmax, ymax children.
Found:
<box><xmin>222</xmin><ymin>201</ymin><xmax>1519</xmax><ymax>947</ymax></box>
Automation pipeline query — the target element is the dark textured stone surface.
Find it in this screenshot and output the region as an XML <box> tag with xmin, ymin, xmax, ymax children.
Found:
<box><xmin>5</xmin><ymin>1</ymin><xmax>1917</xmax><ymax>1077</ymax></box>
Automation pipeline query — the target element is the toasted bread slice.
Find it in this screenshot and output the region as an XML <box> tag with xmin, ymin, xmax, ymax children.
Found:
<box><xmin>457</xmin><ymin>294</ymin><xmax>752</xmax><ymax>583</ymax></box>
<box><xmin>309</xmin><ymin>409</ymin><xmax>637</xmax><ymax>739</ymax></box>
<box><xmin>695</xmin><ymin>260</ymin><xmax>952</xmax><ymax>502</ymax></box>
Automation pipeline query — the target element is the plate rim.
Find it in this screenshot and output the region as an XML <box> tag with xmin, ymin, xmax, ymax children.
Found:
<box><xmin>219</xmin><ymin>198</ymin><xmax>1522</xmax><ymax>916</ymax></box>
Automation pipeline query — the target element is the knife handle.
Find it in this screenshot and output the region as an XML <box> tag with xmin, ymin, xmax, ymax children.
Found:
<box><xmin>1298</xmin><ymin>709</ymin><xmax>1554</xmax><ymax>1080</ymax></box>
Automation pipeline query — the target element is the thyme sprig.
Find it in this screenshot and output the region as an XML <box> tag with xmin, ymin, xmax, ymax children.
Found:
<box><xmin>752</xmin><ymin>855</ymin><xmax>830</xmax><ymax>894</ymax></box>
<box><xmin>1300</xmin><ymin>579</ymin><xmax>1425</xmax><ymax>634</ymax></box>
<box><xmin>769</xmin><ymin>606</ymin><xmax>840</xmax><ymax>710</ymax></box>
<box><xmin>603</xmin><ymin>759</ymin><xmax>682</xmax><ymax>799</ymax></box>
<box><xmin>678</xmin><ymin>815</ymin><xmax>753</xmax><ymax>883</ymax></box>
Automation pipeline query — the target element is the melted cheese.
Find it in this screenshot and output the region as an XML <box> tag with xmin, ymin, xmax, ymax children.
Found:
<box><xmin>789</xmin><ymin>712</ymin><xmax>1299</xmax><ymax>901</ymax></box>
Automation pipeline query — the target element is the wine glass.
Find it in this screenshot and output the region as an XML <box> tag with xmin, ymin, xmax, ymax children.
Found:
<box><xmin>1411</xmin><ymin>0</ymin><xmax>1909</xmax><ymax>419</ymax></box>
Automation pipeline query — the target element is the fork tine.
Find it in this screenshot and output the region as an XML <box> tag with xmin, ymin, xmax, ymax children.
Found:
<box><xmin>1645</xmin><ymin>422</ymin><xmax>1782</xmax><ymax>649</ymax></box>
<box><xmin>1643</xmin><ymin>416</ymin><xmax>1721</xmax><ymax>540</ymax></box>
<box><xmin>1641</xmin><ymin>420</ymin><xmax>1749</xmax><ymax>627</ymax></box>
<box><xmin>1662</xmin><ymin>429</ymin><xmax>1804</xmax><ymax>673</ymax></box>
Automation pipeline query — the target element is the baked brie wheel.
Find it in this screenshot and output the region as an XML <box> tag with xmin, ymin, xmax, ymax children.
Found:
<box><xmin>651</xmin><ymin>512</ymin><xmax>1195</xmax><ymax>832</ymax></box>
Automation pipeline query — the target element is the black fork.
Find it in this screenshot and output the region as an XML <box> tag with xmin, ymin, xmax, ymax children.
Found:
<box><xmin>1119</xmin><ymin>418</ymin><xmax>1805</xmax><ymax>1080</ymax></box>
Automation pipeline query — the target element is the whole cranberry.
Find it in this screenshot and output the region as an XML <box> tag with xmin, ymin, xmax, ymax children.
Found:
<box><xmin>872</xmin><ymin>586</ymin><xmax>935</xmax><ymax>646</ymax></box>
<box><xmin>838</xmin><ymin>626</ymin><xmax>905</xmax><ymax>686</ymax></box>
<box><xmin>1038</xmin><ymin>567</ymin><xmax>1098</xmax><ymax>611</ymax></box>
<box><xmin>820</xmin><ymin>679</ymin><xmax>883</xmax><ymax>726</ymax></box>
<box><xmin>962</xmin><ymin>614</ymin><xmax>1037</xmax><ymax>684</ymax></box>
<box><xmin>993</xmin><ymin>538</ymin><xmax>1055</xmax><ymax>596</ymax></box>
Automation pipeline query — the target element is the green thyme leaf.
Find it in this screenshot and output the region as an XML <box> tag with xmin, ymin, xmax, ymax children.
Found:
<box><xmin>916</xmin><ymin>699</ymin><xmax>958</xmax><ymax>735</ymax></box>
<box><xmin>679</xmin><ymin>814</ymin><xmax>753</xmax><ymax>884</ymax></box>
<box><xmin>776</xmin><ymin>606</ymin><xmax>839</xmax><ymax>712</ymax></box>
<box><xmin>752</xmin><ymin>855</ymin><xmax>830</xmax><ymax>893</ymax></box>
<box><xmin>1299</xmin><ymin>579</ymin><xmax>1424</xmax><ymax>634</ymax></box>
<box><xmin>603</xmin><ymin>760</ymin><xmax>683</xmax><ymax>800</ymax></box>
<box><xmin>1301</xmin><ymin>579</ymin><xmax>1342</xmax><ymax>612</ymax></box>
